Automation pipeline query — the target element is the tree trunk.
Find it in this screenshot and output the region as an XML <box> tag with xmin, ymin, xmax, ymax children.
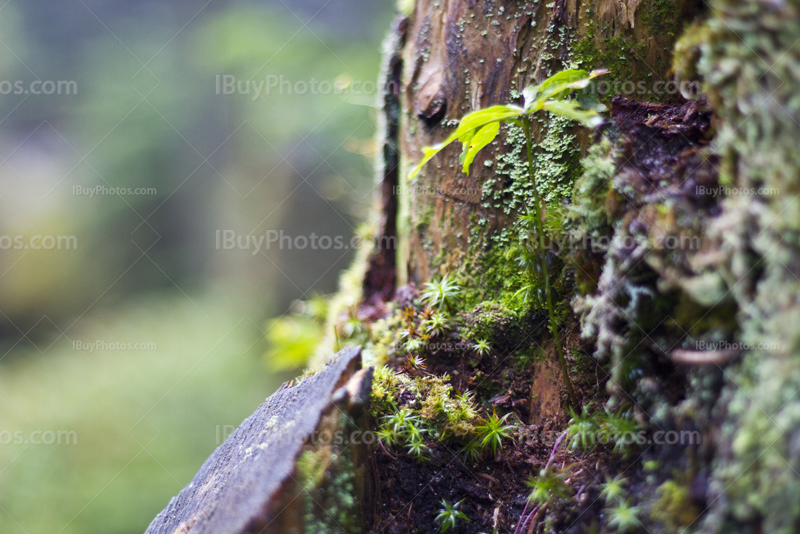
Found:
<box><xmin>390</xmin><ymin>0</ymin><xmax>698</xmax><ymax>285</ymax></box>
<box><xmin>357</xmin><ymin>0</ymin><xmax>800</xmax><ymax>531</ymax></box>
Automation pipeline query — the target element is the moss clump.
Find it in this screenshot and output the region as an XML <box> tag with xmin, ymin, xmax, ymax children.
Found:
<box><xmin>651</xmin><ymin>479</ymin><xmax>700</xmax><ymax>532</ymax></box>
<box><xmin>573</xmin><ymin>28</ymin><xmax>649</xmax><ymax>102</ymax></box>
<box><xmin>564</xmin><ymin>138</ymin><xmax>619</xmax><ymax>294</ymax></box>
<box><xmin>461</xmin><ymin>232</ymin><xmax>529</xmax><ymax>312</ymax></box>
<box><xmin>574</xmin><ymin>0</ymin><xmax>699</xmax><ymax>105</ymax></box>
<box><xmin>567</xmin><ymin>139</ymin><xmax>618</xmax><ymax>239</ymax></box>
<box><xmin>370</xmin><ymin>367</ymin><xmax>481</xmax><ymax>442</ymax></box>
<box><xmin>369</xmin><ymin>365</ymin><xmax>404</xmax><ymax>417</ymax></box>
<box><xmin>641</xmin><ymin>0</ymin><xmax>689</xmax><ymax>38</ymax></box>
<box><xmin>462</xmin><ymin>300</ymin><xmax>524</xmax><ymax>345</ymax></box>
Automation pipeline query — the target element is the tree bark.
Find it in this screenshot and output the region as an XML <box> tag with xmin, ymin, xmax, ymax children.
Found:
<box><xmin>386</xmin><ymin>0</ymin><xmax>699</xmax><ymax>285</ymax></box>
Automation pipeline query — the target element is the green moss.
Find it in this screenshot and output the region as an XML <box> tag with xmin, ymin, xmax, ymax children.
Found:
<box><xmin>370</xmin><ymin>366</ymin><xmax>482</xmax><ymax>443</ymax></box>
<box><xmin>369</xmin><ymin>365</ymin><xmax>403</xmax><ymax>418</ymax></box>
<box><xmin>481</xmin><ymin>119</ymin><xmax>581</xmax><ymax>217</ymax></box>
<box><xmin>675</xmin><ymin>0</ymin><xmax>800</xmax><ymax>530</ymax></box>
<box><xmin>457</xmin><ymin>115</ymin><xmax>585</xmax><ymax>319</ymax></box>
<box><xmin>641</xmin><ymin>0</ymin><xmax>684</xmax><ymax>38</ymax></box>
<box><xmin>573</xmin><ymin>3</ymin><xmax>688</xmax><ymax>104</ymax></box>
<box><xmin>296</xmin><ymin>412</ymin><xmax>362</xmax><ymax>534</ymax></box>
<box><xmin>461</xmin><ymin>238</ymin><xmax>529</xmax><ymax>312</ymax></box>
<box><xmin>651</xmin><ymin>480</ymin><xmax>700</xmax><ymax>532</ymax></box>
<box><xmin>573</xmin><ymin>26</ymin><xmax>647</xmax><ymax>100</ymax></box>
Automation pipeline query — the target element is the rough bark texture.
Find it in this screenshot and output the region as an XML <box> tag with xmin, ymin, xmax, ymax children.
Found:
<box><xmin>396</xmin><ymin>0</ymin><xmax>700</xmax><ymax>285</ymax></box>
<box><xmin>144</xmin><ymin>347</ymin><xmax>375</xmax><ymax>534</ymax></box>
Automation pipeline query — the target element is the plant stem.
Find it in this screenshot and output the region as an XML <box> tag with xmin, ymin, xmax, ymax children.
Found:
<box><xmin>523</xmin><ymin>116</ymin><xmax>578</xmax><ymax>408</ymax></box>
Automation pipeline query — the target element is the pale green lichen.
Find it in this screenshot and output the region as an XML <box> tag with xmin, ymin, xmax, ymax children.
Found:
<box><xmin>676</xmin><ymin>0</ymin><xmax>800</xmax><ymax>530</ymax></box>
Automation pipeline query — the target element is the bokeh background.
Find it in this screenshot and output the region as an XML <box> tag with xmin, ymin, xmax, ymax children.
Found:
<box><xmin>0</xmin><ymin>0</ymin><xmax>394</xmax><ymax>531</ymax></box>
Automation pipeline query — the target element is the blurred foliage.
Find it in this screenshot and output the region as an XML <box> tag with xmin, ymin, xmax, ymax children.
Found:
<box><xmin>0</xmin><ymin>0</ymin><xmax>393</xmax><ymax>532</ymax></box>
<box><xmin>264</xmin><ymin>294</ymin><xmax>329</xmax><ymax>371</ymax></box>
<box><xmin>264</xmin><ymin>316</ymin><xmax>323</xmax><ymax>372</ymax></box>
<box><xmin>0</xmin><ymin>0</ymin><xmax>392</xmax><ymax>334</ymax></box>
<box><xmin>0</xmin><ymin>294</ymin><xmax>278</xmax><ymax>534</ymax></box>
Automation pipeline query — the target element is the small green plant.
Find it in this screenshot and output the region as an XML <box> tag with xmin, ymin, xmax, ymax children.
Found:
<box><xmin>384</xmin><ymin>407</ymin><xmax>420</xmax><ymax>434</ymax></box>
<box><xmin>425</xmin><ymin>313</ymin><xmax>448</xmax><ymax>337</ymax></box>
<box><xmin>408</xmin><ymin>69</ymin><xmax>607</xmax><ymax>408</ymax></box>
<box><xmin>476</xmin><ymin>411</ymin><xmax>516</xmax><ymax>455</ymax></box>
<box><xmin>567</xmin><ymin>406</ymin><xmax>641</xmax><ymax>454</ymax></box>
<box><xmin>462</xmin><ymin>439</ymin><xmax>483</xmax><ymax>463</ymax></box>
<box><xmin>526</xmin><ymin>468</ymin><xmax>573</xmax><ymax>504</ymax></box>
<box><xmin>408</xmin><ymin>69</ymin><xmax>607</xmax><ymax>181</ymax></box>
<box><xmin>407</xmin><ymin>434</ymin><xmax>429</xmax><ymax>460</ymax></box>
<box><xmin>376</xmin><ymin>425</ymin><xmax>401</xmax><ymax>447</ymax></box>
<box><xmin>567</xmin><ymin>405</ymin><xmax>600</xmax><ymax>451</ymax></box>
<box><xmin>421</xmin><ymin>274</ymin><xmax>461</xmax><ymax>313</ymax></box>
<box><xmin>453</xmin><ymin>391</ymin><xmax>478</xmax><ymax>420</ymax></box>
<box><xmin>404</xmin><ymin>337</ymin><xmax>425</xmax><ymax>353</ymax></box>
<box><xmin>599</xmin><ymin>475</ymin><xmax>628</xmax><ymax>504</ymax></box>
<box><xmin>378</xmin><ymin>407</ymin><xmax>430</xmax><ymax>460</ymax></box>
<box><xmin>380</xmin><ymin>408</ymin><xmax>421</xmax><ymax>442</ymax></box>
<box><xmin>404</xmin><ymin>355</ymin><xmax>428</xmax><ymax>374</ymax></box>
<box><xmin>340</xmin><ymin>308</ymin><xmax>364</xmax><ymax>338</ymax></box>
<box><xmin>606</xmin><ymin>500</ymin><xmax>642</xmax><ymax>533</ymax></box>
<box><xmin>473</xmin><ymin>338</ymin><xmax>492</xmax><ymax>357</ymax></box>
<box><xmin>601</xmin><ymin>409</ymin><xmax>640</xmax><ymax>453</ymax></box>
<box><xmin>434</xmin><ymin>499</ymin><xmax>470</xmax><ymax>532</ymax></box>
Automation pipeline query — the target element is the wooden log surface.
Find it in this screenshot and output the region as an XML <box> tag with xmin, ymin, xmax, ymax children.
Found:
<box><xmin>144</xmin><ymin>346</ymin><xmax>367</xmax><ymax>534</ymax></box>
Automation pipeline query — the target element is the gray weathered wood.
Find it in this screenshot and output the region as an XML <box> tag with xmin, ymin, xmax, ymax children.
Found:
<box><xmin>144</xmin><ymin>346</ymin><xmax>366</xmax><ymax>534</ymax></box>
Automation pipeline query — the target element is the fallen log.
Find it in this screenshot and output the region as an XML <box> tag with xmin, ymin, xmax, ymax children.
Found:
<box><xmin>144</xmin><ymin>346</ymin><xmax>375</xmax><ymax>534</ymax></box>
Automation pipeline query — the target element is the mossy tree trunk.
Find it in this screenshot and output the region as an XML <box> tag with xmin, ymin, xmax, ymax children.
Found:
<box><xmin>386</xmin><ymin>0</ymin><xmax>698</xmax><ymax>287</ymax></box>
<box><xmin>354</xmin><ymin>0</ymin><xmax>800</xmax><ymax>531</ymax></box>
<box><xmin>364</xmin><ymin>0</ymin><xmax>701</xmax><ymax>429</ymax></box>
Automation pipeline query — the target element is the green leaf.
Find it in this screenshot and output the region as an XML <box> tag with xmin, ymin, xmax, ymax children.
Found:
<box><xmin>542</xmin><ymin>99</ymin><xmax>605</xmax><ymax>128</ymax></box>
<box><xmin>454</xmin><ymin>105</ymin><xmax>523</xmax><ymax>137</ymax></box>
<box><xmin>407</xmin><ymin>105</ymin><xmax>522</xmax><ymax>181</ymax></box>
<box><xmin>576</xmin><ymin>91</ymin><xmax>608</xmax><ymax>113</ymax></box>
<box><xmin>458</xmin><ymin>129</ymin><xmax>477</xmax><ymax>165</ymax></box>
<box><xmin>461</xmin><ymin>122</ymin><xmax>500</xmax><ymax>174</ymax></box>
<box><xmin>408</xmin><ymin>143</ymin><xmax>449</xmax><ymax>181</ymax></box>
<box><xmin>523</xmin><ymin>69</ymin><xmax>608</xmax><ymax>112</ymax></box>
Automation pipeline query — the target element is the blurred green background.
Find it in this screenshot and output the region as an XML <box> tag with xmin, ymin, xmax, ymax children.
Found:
<box><xmin>0</xmin><ymin>0</ymin><xmax>394</xmax><ymax>532</ymax></box>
